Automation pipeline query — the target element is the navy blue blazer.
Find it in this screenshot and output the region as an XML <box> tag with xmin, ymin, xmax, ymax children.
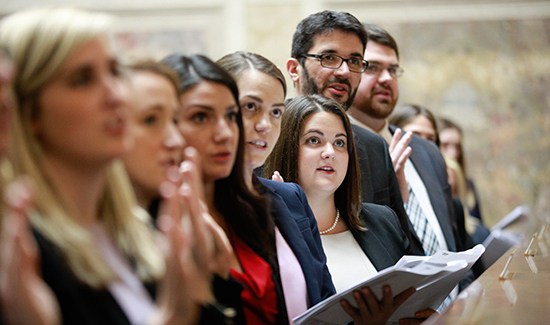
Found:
<box><xmin>351</xmin><ymin>124</ymin><xmax>425</xmax><ymax>256</ymax></box>
<box><xmin>258</xmin><ymin>178</ymin><xmax>336</xmax><ymax>306</ymax></box>
<box><xmin>389</xmin><ymin>125</ymin><xmax>458</xmax><ymax>252</ymax></box>
<box><xmin>348</xmin><ymin>203</ymin><xmax>418</xmax><ymax>272</ymax></box>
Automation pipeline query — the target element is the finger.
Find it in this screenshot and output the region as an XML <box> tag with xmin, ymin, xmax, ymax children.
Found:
<box><xmin>380</xmin><ymin>285</ymin><xmax>394</xmax><ymax>311</ymax></box>
<box><xmin>180</xmin><ymin>183</ymin><xmax>213</xmax><ymax>270</ymax></box>
<box><xmin>398</xmin><ymin>317</ymin><xmax>424</xmax><ymax>325</ymax></box>
<box><xmin>389</xmin><ymin>128</ymin><xmax>403</xmax><ymax>153</ymax></box>
<box><xmin>394</xmin><ymin>287</ymin><xmax>416</xmax><ymax>307</ymax></box>
<box><xmin>205</xmin><ymin>218</ymin><xmax>232</xmax><ymax>278</ymax></box>
<box><xmin>414</xmin><ymin>308</ymin><xmax>437</xmax><ymax>318</ymax></box>
<box><xmin>271</xmin><ymin>171</ymin><xmax>284</xmax><ymax>183</ymax></box>
<box><xmin>182</xmin><ymin>147</ymin><xmax>206</xmax><ymax>202</ymax></box>
<box><xmin>390</xmin><ymin>132</ymin><xmax>412</xmax><ymax>162</ymax></box>
<box><xmin>158</xmin><ymin>181</ymin><xmax>180</xmax><ymax>223</ymax></box>
<box><xmin>340</xmin><ymin>299</ymin><xmax>361</xmax><ymax>320</ymax></box>
<box><xmin>360</xmin><ymin>287</ymin><xmax>380</xmax><ymax>315</ymax></box>
<box><xmin>394</xmin><ymin>146</ymin><xmax>412</xmax><ymax>172</ymax></box>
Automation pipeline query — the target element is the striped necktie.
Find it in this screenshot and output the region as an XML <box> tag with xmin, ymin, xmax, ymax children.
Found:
<box><xmin>405</xmin><ymin>184</ymin><xmax>440</xmax><ymax>256</ymax></box>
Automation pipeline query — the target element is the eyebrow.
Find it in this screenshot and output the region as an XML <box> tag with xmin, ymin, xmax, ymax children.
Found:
<box><xmin>320</xmin><ymin>49</ymin><xmax>363</xmax><ymax>58</ymax></box>
<box><xmin>241</xmin><ymin>95</ymin><xmax>263</xmax><ymax>103</ymax></box>
<box><xmin>303</xmin><ymin>129</ymin><xmax>324</xmax><ymax>137</ymax></box>
<box><xmin>336</xmin><ymin>133</ymin><xmax>347</xmax><ymax>138</ymax></box>
<box><xmin>367</xmin><ymin>60</ymin><xmax>400</xmax><ymax>67</ymax></box>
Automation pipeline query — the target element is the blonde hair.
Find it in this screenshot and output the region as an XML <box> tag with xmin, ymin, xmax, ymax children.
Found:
<box><xmin>444</xmin><ymin>156</ymin><xmax>478</xmax><ymax>235</ymax></box>
<box><xmin>0</xmin><ymin>7</ymin><xmax>163</xmax><ymax>288</ymax></box>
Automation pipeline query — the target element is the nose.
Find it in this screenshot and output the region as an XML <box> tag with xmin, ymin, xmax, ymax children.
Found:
<box><xmin>321</xmin><ymin>143</ymin><xmax>335</xmax><ymax>160</ymax></box>
<box><xmin>213</xmin><ymin>118</ymin><xmax>234</xmax><ymax>143</ymax></box>
<box><xmin>378</xmin><ymin>67</ymin><xmax>393</xmax><ymax>83</ymax></box>
<box><xmin>164</xmin><ymin>123</ymin><xmax>185</xmax><ymax>150</ymax></box>
<box><xmin>255</xmin><ymin>112</ymin><xmax>272</xmax><ymax>135</ymax></box>
<box><xmin>104</xmin><ymin>74</ymin><xmax>127</xmax><ymax>110</ymax></box>
<box><xmin>334</xmin><ymin>60</ymin><xmax>351</xmax><ymax>79</ymax></box>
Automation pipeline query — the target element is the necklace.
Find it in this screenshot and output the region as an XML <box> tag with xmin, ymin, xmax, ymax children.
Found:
<box><xmin>319</xmin><ymin>209</ymin><xmax>340</xmax><ymax>235</ymax></box>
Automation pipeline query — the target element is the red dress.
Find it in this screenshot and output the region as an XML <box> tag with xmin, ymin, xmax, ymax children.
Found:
<box><xmin>230</xmin><ymin>233</ymin><xmax>278</xmax><ymax>325</ymax></box>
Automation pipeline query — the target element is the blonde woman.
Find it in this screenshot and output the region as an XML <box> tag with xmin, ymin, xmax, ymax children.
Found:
<box><xmin>0</xmin><ymin>8</ymin><xmax>214</xmax><ymax>325</ymax></box>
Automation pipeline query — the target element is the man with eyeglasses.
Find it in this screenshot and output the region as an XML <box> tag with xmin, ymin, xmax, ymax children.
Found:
<box><xmin>349</xmin><ymin>24</ymin><xmax>471</xmax><ymax>293</ymax></box>
<box><xmin>287</xmin><ymin>11</ymin><xmax>424</xmax><ymax>258</ymax></box>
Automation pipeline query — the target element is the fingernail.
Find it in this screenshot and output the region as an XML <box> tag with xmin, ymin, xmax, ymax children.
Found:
<box><xmin>178</xmin><ymin>183</ymin><xmax>191</xmax><ymax>196</ymax></box>
<box><xmin>179</xmin><ymin>161</ymin><xmax>192</xmax><ymax>174</ymax></box>
<box><xmin>184</xmin><ymin>146</ymin><xmax>196</xmax><ymax>157</ymax></box>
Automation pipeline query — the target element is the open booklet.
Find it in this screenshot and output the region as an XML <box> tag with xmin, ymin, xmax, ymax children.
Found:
<box><xmin>293</xmin><ymin>245</ymin><xmax>485</xmax><ymax>325</ymax></box>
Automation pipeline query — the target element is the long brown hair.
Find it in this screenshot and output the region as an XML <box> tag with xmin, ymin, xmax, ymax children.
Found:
<box><xmin>264</xmin><ymin>94</ymin><xmax>364</xmax><ymax>230</ymax></box>
<box><xmin>162</xmin><ymin>53</ymin><xmax>275</xmax><ymax>259</ymax></box>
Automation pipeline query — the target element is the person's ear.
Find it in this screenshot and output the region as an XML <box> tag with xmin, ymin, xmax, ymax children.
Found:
<box><xmin>286</xmin><ymin>58</ymin><xmax>301</xmax><ymax>84</ymax></box>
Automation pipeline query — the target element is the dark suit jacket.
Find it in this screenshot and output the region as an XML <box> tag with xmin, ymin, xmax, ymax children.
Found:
<box><xmin>35</xmin><ymin>229</ymin><xmax>243</xmax><ymax>325</ymax></box>
<box><xmin>34</xmin><ymin>230</ymin><xmax>140</xmax><ymax>325</ymax></box>
<box><xmin>389</xmin><ymin>125</ymin><xmax>458</xmax><ymax>252</ymax></box>
<box><xmin>259</xmin><ymin>178</ymin><xmax>336</xmax><ymax>306</ymax></box>
<box><xmin>348</xmin><ymin>203</ymin><xmax>417</xmax><ymax>271</ymax></box>
<box><xmin>351</xmin><ymin>124</ymin><xmax>425</xmax><ymax>255</ymax></box>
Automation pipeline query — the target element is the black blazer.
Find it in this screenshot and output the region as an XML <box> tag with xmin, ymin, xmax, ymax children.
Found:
<box><xmin>259</xmin><ymin>178</ymin><xmax>336</xmax><ymax>305</ymax></box>
<box><xmin>348</xmin><ymin>203</ymin><xmax>417</xmax><ymax>272</ymax></box>
<box><xmin>35</xmin><ymin>229</ymin><xmax>243</xmax><ymax>325</ymax></box>
<box><xmin>35</xmin><ymin>230</ymin><xmax>140</xmax><ymax>325</ymax></box>
<box><xmin>351</xmin><ymin>124</ymin><xmax>425</xmax><ymax>256</ymax></box>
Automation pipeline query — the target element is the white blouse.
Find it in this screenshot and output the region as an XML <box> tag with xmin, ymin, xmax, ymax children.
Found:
<box><xmin>321</xmin><ymin>230</ymin><xmax>378</xmax><ymax>293</ymax></box>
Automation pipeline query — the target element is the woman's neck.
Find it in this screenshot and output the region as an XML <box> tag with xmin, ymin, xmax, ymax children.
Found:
<box><xmin>42</xmin><ymin>154</ymin><xmax>109</xmax><ymax>228</ymax></box>
<box><xmin>304</xmin><ymin>190</ymin><xmax>338</xmax><ymax>231</ymax></box>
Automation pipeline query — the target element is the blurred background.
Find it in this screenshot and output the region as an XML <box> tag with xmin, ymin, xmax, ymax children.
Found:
<box><xmin>2</xmin><ymin>0</ymin><xmax>549</xmax><ymax>227</ymax></box>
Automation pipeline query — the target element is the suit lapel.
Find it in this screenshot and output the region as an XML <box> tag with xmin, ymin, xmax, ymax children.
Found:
<box><xmin>263</xmin><ymin>184</ymin><xmax>321</xmax><ymax>305</ymax></box>
<box><xmin>352</xmin><ymin>124</ymin><xmax>374</xmax><ymax>203</ymax></box>
<box><xmin>348</xmin><ymin>218</ymin><xmax>396</xmax><ymax>272</ymax></box>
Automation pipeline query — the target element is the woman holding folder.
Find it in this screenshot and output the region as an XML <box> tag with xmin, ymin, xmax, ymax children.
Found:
<box><xmin>264</xmin><ymin>95</ymin><xmax>436</xmax><ymax>324</ymax></box>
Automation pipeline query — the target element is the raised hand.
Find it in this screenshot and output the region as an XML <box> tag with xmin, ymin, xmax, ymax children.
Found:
<box><xmin>150</xmin><ymin>182</ymin><xmax>211</xmax><ymax>325</ymax></box>
<box><xmin>179</xmin><ymin>147</ymin><xmax>232</xmax><ymax>279</ymax></box>
<box><xmin>0</xmin><ymin>176</ymin><xmax>60</xmax><ymax>325</ymax></box>
<box><xmin>340</xmin><ymin>285</ymin><xmax>416</xmax><ymax>325</ymax></box>
<box><xmin>389</xmin><ymin>129</ymin><xmax>412</xmax><ymax>203</ymax></box>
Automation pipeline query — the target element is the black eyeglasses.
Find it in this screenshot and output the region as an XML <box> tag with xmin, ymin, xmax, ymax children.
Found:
<box><xmin>301</xmin><ymin>53</ymin><xmax>368</xmax><ymax>73</ymax></box>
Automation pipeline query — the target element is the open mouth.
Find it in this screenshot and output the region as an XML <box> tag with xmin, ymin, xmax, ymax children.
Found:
<box><xmin>248</xmin><ymin>140</ymin><xmax>268</xmax><ymax>148</ymax></box>
<box><xmin>317</xmin><ymin>166</ymin><xmax>335</xmax><ymax>172</ymax></box>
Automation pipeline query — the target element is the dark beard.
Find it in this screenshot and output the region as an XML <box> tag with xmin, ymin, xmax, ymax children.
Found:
<box><xmin>301</xmin><ymin>67</ymin><xmax>357</xmax><ymax>111</ymax></box>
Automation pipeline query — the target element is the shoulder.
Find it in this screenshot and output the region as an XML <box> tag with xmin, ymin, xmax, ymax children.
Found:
<box><xmin>351</xmin><ymin>124</ymin><xmax>386</xmax><ymax>147</ymax></box>
<box><xmin>257</xmin><ymin>177</ymin><xmax>303</xmax><ymax>199</ymax></box>
<box><xmin>360</xmin><ymin>203</ymin><xmax>401</xmax><ymax>230</ymax></box>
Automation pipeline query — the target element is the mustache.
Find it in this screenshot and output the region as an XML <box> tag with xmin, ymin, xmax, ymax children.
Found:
<box><xmin>324</xmin><ymin>77</ymin><xmax>352</xmax><ymax>90</ymax></box>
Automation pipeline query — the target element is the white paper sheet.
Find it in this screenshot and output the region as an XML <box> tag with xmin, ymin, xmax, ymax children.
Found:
<box><xmin>293</xmin><ymin>245</ymin><xmax>485</xmax><ymax>325</ymax></box>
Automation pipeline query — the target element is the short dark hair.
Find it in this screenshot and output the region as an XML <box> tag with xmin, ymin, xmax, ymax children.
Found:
<box><xmin>389</xmin><ymin>104</ymin><xmax>439</xmax><ymax>145</ymax></box>
<box><xmin>216</xmin><ymin>51</ymin><xmax>287</xmax><ymax>97</ymax></box>
<box><xmin>264</xmin><ymin>94</ymin><xmax>364</xmax><ymax>231</ymax></box>
<box><xmin>162</xmin><ymin>53</ymin><xmax>274</xmax><ymax>259</ymax></box>
<box><xmin>363</xmin><ymin>23</ymin><xmax>400</xmax><ymax>60</ymax></box>
<box><xmin>291</xmin><ymin>10</ymin><xmax>368</xmax><ymax>65</ymax></box>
